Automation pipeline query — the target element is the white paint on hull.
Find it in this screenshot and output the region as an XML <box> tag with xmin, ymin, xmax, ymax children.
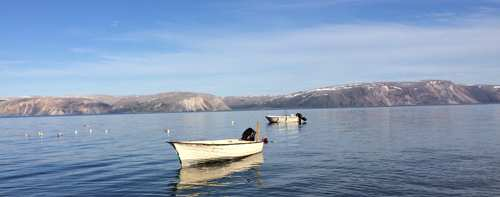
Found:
<box><xmin>265</xmin><ymin>115</ymin><xmax>300</xmax><ymax>123</ymax></box>
<box><xmin>169</xmin><ymin>139</ymin><xmax>264</xmax><ymax>167</ymax></box>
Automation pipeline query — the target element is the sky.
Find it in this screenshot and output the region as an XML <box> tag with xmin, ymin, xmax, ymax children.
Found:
<box><xmin>1</xmin><ymin>0</ymin><xmax>500</xmax><ymax>96</ymax></box>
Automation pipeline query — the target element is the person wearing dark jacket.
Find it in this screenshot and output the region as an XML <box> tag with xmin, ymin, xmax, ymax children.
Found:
<box><xmin>241</xmin><ymin>128</ymin><xmax>256</xmax><ymax>141</ymax></box>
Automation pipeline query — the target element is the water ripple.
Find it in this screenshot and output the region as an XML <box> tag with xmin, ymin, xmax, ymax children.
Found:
<box><xmin>1</xmin><ymin>105</ymin><xmax>500</xmax><ymax>196</ymax></box>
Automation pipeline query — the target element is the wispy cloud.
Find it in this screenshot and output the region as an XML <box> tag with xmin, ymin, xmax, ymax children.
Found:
<box><xmin>0</xmin><ymin>60</ymin><xmax>29</xmax><ymax>74</ymax></box>
<box><xmin>0</xmin><ymin>60</ymin><xmax>28</xmax><ymax>66</ymax></box>
<box><xmin>68</xmin><ymin>47</ymin><xmax>97</xmax><ymax>54</ymax></box>
<box><xmin>111</xmin><ymin>20</ymin><xmax>120</xmax><ymax>28</ymax></box>
<box><xmin>245</xmin><ymin>0</ymin><xmax>353</xmax><ymax>9</ymax></box>
<box><xmin>5</xmin><ymin>13</ymin><xmax>500</xmax><ymax>95</ymax></box>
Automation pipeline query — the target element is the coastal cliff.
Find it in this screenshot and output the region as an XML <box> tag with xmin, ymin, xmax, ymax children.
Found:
<box><xmin>0</xmin><ymin>92</ymin><xmax>229</xmax><ymax>116</ymax></box>
<box><xmin>1</xmin><ymin>80</ymin><xmax>499</xmax><ymax>116</ymax></box>
<box><xmin>0</xmin><ymin>97</ymin><xmax>112</xmax><ymax>116</ymax></box>
<box><xmin>224</xmin><ymin>80</ymin><xmax>500</xmax><ymax>109</ymax></box>
<box><xmin>110</xmin><ymin>92</ymin><xmax>230</xmax><ymax>113</ymax></box>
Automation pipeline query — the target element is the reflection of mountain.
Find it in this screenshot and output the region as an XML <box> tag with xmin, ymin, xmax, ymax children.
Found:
<box><xmin>176</xmin><ymin>153</ymin><xmax>263</xmax><ymax>190</ymax></box>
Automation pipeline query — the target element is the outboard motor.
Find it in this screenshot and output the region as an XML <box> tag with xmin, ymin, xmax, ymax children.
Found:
<box><xmin>241</xmin><ymin>128</ymin><xmax>256</xmax><ymax>141</ymax></box>
<box><xmin>296</xmin><ymin>113</ymin><xmax>307</xmax><ymax>124</ymax></box>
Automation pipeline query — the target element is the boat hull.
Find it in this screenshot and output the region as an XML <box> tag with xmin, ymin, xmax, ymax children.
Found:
<box><xmin>265</xmin><ymin>115</ymin><xmax>300</xmax><ymax>123</ymax></box>
<box><xmin>169</xmin><ymin>139</ymin><xmax>264</xmax><ymax>167</ymax></box>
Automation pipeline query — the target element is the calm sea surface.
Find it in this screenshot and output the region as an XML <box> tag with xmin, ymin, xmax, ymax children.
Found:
<box><xmin>1</xmin><ymin>105</ymin><xmax>500</xmax><ymax>196</ymax></box>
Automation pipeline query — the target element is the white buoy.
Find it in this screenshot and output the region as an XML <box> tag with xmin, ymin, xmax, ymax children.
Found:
<box><xmin>74</xmin><ymin>130</ymin><xmax>78</xmax><ymax>135</ymax></box>
<box><xmin>89</xmin><ymin>128</ymin><xmax>93</xmax><ymax>135</ymax></box>
<box><xmin>231</xmin><ymin>121</ymin><xmax>235</xmax><ymax>126</ymax></box>
<box><xmin>164</xmin><ymin>128</ymin><xmax>170</xmax><ymax>136</ymax></box>
<box><xmin>104</xmin><ymin>129</ymin><xmax>109</xmax><ymax>134</ymax></box>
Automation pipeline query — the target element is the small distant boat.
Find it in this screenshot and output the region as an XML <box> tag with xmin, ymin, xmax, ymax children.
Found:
<box><xmin>168</xmin><ymin>123</ymin><xmax>264</xmax><ymax>167</ymax></box>
<box><xmin>265</xmin><ymin>113</ymin><xmax>307</xmax><ymax>124</ymax></box>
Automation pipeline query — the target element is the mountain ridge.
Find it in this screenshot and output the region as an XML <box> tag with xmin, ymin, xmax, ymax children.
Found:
<box><xmin>223</xmin><ymin>80</ymin><xmax>500</xmax><ymax>109</ymax></box>
<box><xmin>1</xmin><ymin>80</ymin><xmax>499</xmax><ymax>117</ymax></box>
<box><xmin>0</xmin><ymin>92</ymin><xmax>230</xmax><ymax>116</ymax></box>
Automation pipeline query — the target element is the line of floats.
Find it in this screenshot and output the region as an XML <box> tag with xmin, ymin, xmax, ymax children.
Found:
<box><xmin>22</xmin><ymin>124</ymin><xmax>109</xmax><ymax>138</ymax></box>
<box><xmin>19</xmin><ymin>112</ymin><xmax>307</xmax><ymax>168</ymax></box>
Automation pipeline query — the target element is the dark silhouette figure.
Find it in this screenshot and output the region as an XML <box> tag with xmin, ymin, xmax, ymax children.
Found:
<box><xmin>296</xmin><ymin>113</ymin><xmax>307</xmax><ymax>124</ymax></box>
<box><xmin>241</xmin><ymin>128</ymin><xmax>256</xmax><ymax>141</ymax></box>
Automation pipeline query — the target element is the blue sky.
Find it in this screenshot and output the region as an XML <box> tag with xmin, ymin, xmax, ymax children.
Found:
<box><xmin>1</xmin><ymin>0</ymin><xmax>500</xmax><ymax>96</ymax></box>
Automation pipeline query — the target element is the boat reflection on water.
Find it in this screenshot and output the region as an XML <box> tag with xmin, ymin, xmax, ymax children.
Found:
<box><xmin>267</xmin><ymin>122</ymin><xmax>305</xmax><ymax>133</ymax></box>
<box><xmin>175</xmin><ymin>153</ymin><xmax>264</xmax><ymax>190</ymax></box>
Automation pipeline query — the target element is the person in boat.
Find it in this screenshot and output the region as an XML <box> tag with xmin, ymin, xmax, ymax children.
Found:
<box><xmin>295</xmin><ymin>112</ymin><xmax>307</xmax><ymax>124</ymax></box>
<box><xmin>241</xmin><ymin>128</ymin><xmax>256</xmax><ymax>141</ymax></box>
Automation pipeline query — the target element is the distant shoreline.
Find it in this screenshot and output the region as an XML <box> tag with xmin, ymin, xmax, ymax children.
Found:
<box><xmin>1</xmin><ymin>80</ymin><xmax>499</xmax><ymax>118</ymax></box>
<box><xmin>1</xmin><ymin>103</ymin><xmax>499</xmax><ymax>119</ymax></box>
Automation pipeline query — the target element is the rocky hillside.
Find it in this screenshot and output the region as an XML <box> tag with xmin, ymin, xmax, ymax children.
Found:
<box><xmin>224</xmin><ymin>80</ymin><xmax>500</xmax><ymax>109</ymax></box>
<box><xmin>1</xmin><ymin>80</ymin><xmax>499</xmax><ymax>116</ymax></box>
<box><xmin>0</xmin><ymin>92</ymin><xmax>229</xmax><ymax>116</ymax></box>
<box><xmin>223</xmin><ymin>96</ymin><xmax>277</xmax><ymax>110</ymax></box>
<box><xmin>0</xmin><ymin>97</ymin><xmax>113</xmax><ymax>116</ymax></box>
<box><xmin>110</xmin><ymin>92</ymin><xmax>230</xmax><ymax>113</ymax></box>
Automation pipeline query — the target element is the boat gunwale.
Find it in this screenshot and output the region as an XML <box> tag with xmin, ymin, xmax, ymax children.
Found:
<box><xmin>167</xmin><ymin>140</ymin><xmax>262</xmax><ymax>146</ymax></box>
<box><xmin>265</xmin><ymin>115</ymin><xmax>297</xmax><ymax>118</ymax></box>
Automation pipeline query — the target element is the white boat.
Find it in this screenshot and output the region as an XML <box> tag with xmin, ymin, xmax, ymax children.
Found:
<box><xmin>168</xmin><ymin>123</ymin><xmax>264</xmax><ymax>167</ymax></box>
<box><xmin>169</xmin><ymin>139</ymin><xmax>264</xmax><ymax>167</ymax></box>
<box><xmin>265</xmin><ymin>113</ymin><xmax>307</xmax><ymax>123</ymax></box>
<box><xmin>176</xmin><ymin>153</ymin><xmax>263</xmax><ymax>189</ymax></box>
<box><xmin>265</xmin><ymin>115</ymin><xmax>300</xmax><ymax>123</ymax></box>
